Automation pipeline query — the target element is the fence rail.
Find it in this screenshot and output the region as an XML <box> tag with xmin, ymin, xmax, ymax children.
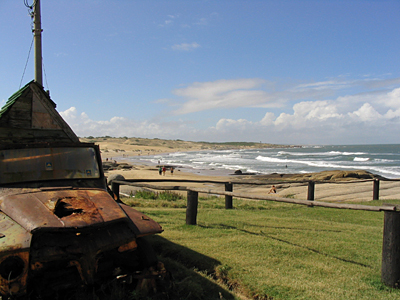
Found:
<box><xmin>110</xmin><ymin>177</ymin><xmax>400</xmax><ymax>288</ymax></box>
<box><xmin>113</xmin><ymin>180</ymin><xmax>397</xmax><ymax>212</ymax></box>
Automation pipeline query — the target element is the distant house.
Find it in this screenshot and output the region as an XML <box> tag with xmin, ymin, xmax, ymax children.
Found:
<box><xmin>0</xmin><ymin>80</ymin><xmax>79</xmax><ymax>144</ymax></box>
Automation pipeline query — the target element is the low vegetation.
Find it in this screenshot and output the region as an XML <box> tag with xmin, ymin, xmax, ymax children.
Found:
<box><xmin>80</xmin><ymin>136</ymin><xmax>288</xmax><ymax>150</ymax></box>
<box><xmin>123</xmin><ymin>195</ymin><xmax>400</xmax><ymax>300</ymax></box>
<box><xmin>134</xmin><ymin>190</ymin><xmax>184</xmax><ymax>201</ymax></box>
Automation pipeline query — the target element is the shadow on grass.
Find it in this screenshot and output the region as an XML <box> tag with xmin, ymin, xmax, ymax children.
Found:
<box><xmin>147</xmin><ymin>235</ymin><xmax>239</xmax><ymax>300</ymax></box>
<box><xmin>205</xmin><ymin>223</ymin><xmax>372</xmax><ymax>269</ymax></box>
<box><xmin>38</xmin><ymin>235</ymin><xmax>237</xmax><ymax>300</ymax></box>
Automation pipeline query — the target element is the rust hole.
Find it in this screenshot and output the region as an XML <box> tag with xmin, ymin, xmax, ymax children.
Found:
<box><xmin>53</xmin><ymin>196</ymin><xmax>102</xmax><ymax>223</ymax></box>
<box><xmin>54</xmin><ymin>198</ymin><xmax>84</xmax><ymax>218</ymax></box>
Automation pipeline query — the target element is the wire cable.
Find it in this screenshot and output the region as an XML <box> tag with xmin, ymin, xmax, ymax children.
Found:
<box><xmin>42</xmin><ymin>60</ymin><xmax>50</xmax><ymax>91</ymax></box>
<box><xmin>19</xmin><ymin>36</ymin><xmax>34</xmax><ymax>89</ymax></box>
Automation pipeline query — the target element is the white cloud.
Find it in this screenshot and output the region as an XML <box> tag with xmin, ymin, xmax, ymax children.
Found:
<box><xmin>215</xmin><ymin>118</ymin><xmax>253</xmax><ymax>132</ymax></box>
<box><xmin>159</xmin><ymin>15</ymin><xmax>177</xmax><ymax>27</ymax></box>
<box><xmin>385</xmin><ymin>109</ymin><xmax>400</xmax><ymax>119</ymax></box>
<box><xmin>171</xmin><ymin>78</ymin><xmax>277</xmax><ymax>114</ymax></box>
<box><xmin>168</xmin><ymin>76</ymin><xmax>400</xmax><ymax>118</ymax></box>
<box><xmin>382</xmin><ymin>87</ymin><xmax>400</xmax><ymax>109</ymax></box>
<box><xmin>195</xmin><ymin>17</ymin><xmax>208</xmax><ymax>26</ymax></box>
<box><xmin>207</xmin><ymin>85</ymin><xmax>400</xmax><ymax>144</ymax></box>
<box><xmin>293</xmin><ymin>100</ymin><xmax>341</xmax><ymax>121</ymax></box>
<box><xmin>59</xmin><ymin>106</ymin><xmax>197</xmax><ymax>139</ymax></box>
<box><xmin>348</xmin><ymin>103</ymin><xmax>383</xmax><ymax>122</ymax></box>
<box><xmin>60</xmin><ymin>107</ymin><xmax>80</xmax><ymax>121</ymax></box>
<box><xmin>58</xmin><ymin>80</ymin><xmax>400</xmax><ymax>145</ymax></box>
<box><xmin>171</xmin><ymin>42</ymin><xmax>200</xmax><ymax>51</ymax></box>
<box><xmin>260</xmin><ymin>112</ymin><xmax>275</xmax><ymax>126</ymax></box>
<box><xmin>294</xmin><ymin>79</ymin><xmax>350</xmax><ymax>91</ymax></box>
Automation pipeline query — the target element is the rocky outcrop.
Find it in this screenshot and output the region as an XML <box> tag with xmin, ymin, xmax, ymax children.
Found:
<box><xmin>291</xmin><ymin>170</ymin><xmax>385</xmax><ymax>181</ymax></box>
<box><xmin>247</xmin><ymin>170</ymin><xmax>386</xmax><ymax>183</ymax></box>
<box><xmin>102</xmin><ymin>161</ymin><xmax>133</xmax><ymax>171</ymax></box>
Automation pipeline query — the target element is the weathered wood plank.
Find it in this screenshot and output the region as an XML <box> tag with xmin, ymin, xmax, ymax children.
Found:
<box><xmin>32</xmin><ymin>111</ymin><xmax>60</xmax><ymax>129</ymax></box>
<box><xmin>0</xmin><ymin>117</ymin><xmax>31</xmax><ymax>128</ymax></box>
<box><xmin>382</xmin><ymin>211</ymin><xmax>400</xmax><ymax>287</ymax></box>
<box><xmin>186</xmin><ymin>190</ymin><xmax>199</xmax><ymax>225</ymax></box>
<box><xmin>0</xmin><ymin>127</ymin><xmax>73</xmax><ymax>143</ymax></box>
<box><xmin>0</xmin><ymin>82</ymin><xmax>79</xmax><ymax>143</ymax></box>
<box><xmin>31</xmin><ymin>84</ymin><xmax>79</xmax><ymax>142</ymax></box>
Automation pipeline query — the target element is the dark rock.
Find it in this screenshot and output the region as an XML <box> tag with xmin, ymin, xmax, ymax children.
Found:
<box><xmin>102</xmin><ymin>161</ymin><xmax>118</xmax><ymax>170</ymax></box>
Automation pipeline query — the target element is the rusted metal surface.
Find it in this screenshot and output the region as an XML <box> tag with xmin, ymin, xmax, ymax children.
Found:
<box><xmin>0</xmin><ymin>252</ymin><xmax>29</xmax><ymax>296</ymax></box>
<box><xmin>0</xmin><ymin>212</ymin><xmax>31</xmax><ymax>296</ymax></box>
<box><xmin>120</xmin><ymin>204</ymin><xmax>163</xmax><ymax>237</ymax></box>
<box><xmin>0</xmin><ymin>143</ymin><xmax>164</xmax><ymax>298</ymax></box>
<box><xmin>0</xmin><ymin>189</ymin><xmax>129</xmax><ymax>231</ymax></box>
<box><xmin>0</xmin><ymin>187</ymin><xmax>165</xmax><ymax>298</ymax></box>
<box><xmin>29</xmin><ymin>222</ymin><xmax>140</xmax><ymax>290</ymax></box>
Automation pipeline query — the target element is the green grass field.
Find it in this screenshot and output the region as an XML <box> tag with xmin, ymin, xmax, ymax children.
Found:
<box><xmin>124</xmin><ymin>196</ymin><xmax>400</xmax><ymax>300</ymax></box>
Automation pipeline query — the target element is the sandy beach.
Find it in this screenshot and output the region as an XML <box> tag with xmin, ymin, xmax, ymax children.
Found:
<box><xmin>82</xmin><ymin>137</ymin><xmax>400</xmax><ymax>203</ymax></box>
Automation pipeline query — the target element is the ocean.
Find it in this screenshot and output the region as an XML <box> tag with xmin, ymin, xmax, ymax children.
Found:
<box><xmin>123</xmin><ymin>144</ymin><xmax>400</xmax><ymax>179</ymax></box>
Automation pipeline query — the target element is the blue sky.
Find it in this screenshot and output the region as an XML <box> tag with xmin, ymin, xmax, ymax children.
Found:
<box><xmin>1</xmin><ymin>0</ymin><xmax>400</xmax><ymax>145</ymax></box>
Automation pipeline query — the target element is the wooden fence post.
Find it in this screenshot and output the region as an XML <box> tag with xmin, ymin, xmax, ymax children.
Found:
<box><xmin>111</xmin><ymin>182</ymin><xmax>120</xmax><ymax>201</ymax></box>
<box><xmin>373</xmin><ymin>179</ymin><xmax>380</xmax><ymax>200</ymax></box>
<box><xmin>382</xmin><ymin>210</ymin><xmax>400</xmax><ymax>288</ymax></box>
<box><xmin>225</xmin><ymin>182</ymin><xmax>233</xmax><ymax>209</ymax></box>
<box><xmin>186</xmin><ymin>190</ymin><xmax>199</xmax><ymax>225</ymax></box>
<box><xmin>307</xmin><ymin>181</ymin><xmax>315</xmax><ymax>201</ymax></box>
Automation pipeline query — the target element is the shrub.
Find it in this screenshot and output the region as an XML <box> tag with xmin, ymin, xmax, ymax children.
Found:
<box><xmin>158</xmin><ymin>191</ymin><xmax>183</xmax><ymax>201</ymax></box>
<box><xmin>134</xmin><ymin>190</ymin><xmax>183</xmax><ymax>201</ymax></box>
<box><xmin>135</xmin><ymin>190</ymin><xmax>158</xmax><ymax>200</ymax></box>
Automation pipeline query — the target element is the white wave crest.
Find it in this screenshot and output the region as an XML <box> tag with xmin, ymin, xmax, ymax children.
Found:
<box><xmin>353</xmin><ymin>157</ymin><xmax>370</xmax><ymax>162</ymax></box>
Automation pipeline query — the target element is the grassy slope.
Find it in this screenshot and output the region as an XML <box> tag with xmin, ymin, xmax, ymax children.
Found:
<box><xmin>125</xmin><ymin>197</ymin><xmax>400</xmax><ymax>300</ymax></box>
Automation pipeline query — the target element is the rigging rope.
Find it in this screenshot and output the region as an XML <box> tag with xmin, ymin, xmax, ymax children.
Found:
<box><xmin>23</xmin><ymin>0</ymin><xmax>37</xmax><ymax>10</ymax></box>
<box><xmin>19</xmin><ymin>36</ymin><xmax>34</xmax><ymax>89</ymax></box>
<box><xmin>43</xmin><ymin>61</ymin><xmax>50</xmax><ymax>92</ymax></box>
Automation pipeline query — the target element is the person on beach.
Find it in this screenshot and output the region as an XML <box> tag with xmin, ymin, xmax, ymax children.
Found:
<box><xmin>268</xmin><ymin>185</ymin><xmax>277</xmax><ymax>194</ymax></box>
<box><xmin>162</xmin><ymin>166</ymin><xmax>166</xmax><ymax>176</ymax></box>
<box><xmin>170</xmin><ymin>167</ymin><xmax>174</xmax><ymax>175</ymax></box>
<box><xmin>158</xmin><ymin>166</ymin><xmax>162</xmax><ymax>175</ymax></box>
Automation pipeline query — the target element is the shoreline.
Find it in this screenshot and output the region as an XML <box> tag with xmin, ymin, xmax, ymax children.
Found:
<box><xmin>108</xmin><ymin>154</ymin><xmax>238</xmax><ymax>177</ymax></box>
<box><xmin>88</xmin><ymin>137</ymin><xmax>400</xmax><ymax>202</ymax></box>
<box><xmin>104</xmin><ymin>159</ymin><xmax>400</xmax><ymax>203</ymax></box>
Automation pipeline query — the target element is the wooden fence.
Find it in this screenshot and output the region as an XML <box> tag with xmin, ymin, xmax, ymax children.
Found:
<box><xmin>110</xmin><ymin>177</ymin><xmax>400</xmax><ymax>288</ymax></box>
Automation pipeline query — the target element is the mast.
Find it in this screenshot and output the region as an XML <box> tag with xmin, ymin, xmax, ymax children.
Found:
<box><xmin>33</xmin><ymin>0</ymin><xmax>43</xmax><ymax>86</ymax></box>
